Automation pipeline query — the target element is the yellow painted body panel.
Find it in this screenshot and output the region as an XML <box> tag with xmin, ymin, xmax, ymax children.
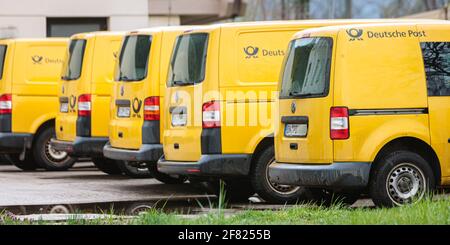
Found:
<box><xmin>163</xmin><ymin>21</ymin><xmax>393</xmax><ymax>163</ymax></box>
<box><xmin>275</xmin><ymin>22</ymin><xmax>450</xmax><ymax>185</ymax></box>
<box><xmin>0</xmin><ymin>39</ymin><xmax>67</xmax><ymax>134</ymax></box>
<box><xmin>109</xmin><ymin>27</ymin><xmax>190</xmax><ymax>150</ymax></box>
<box><xmin>56</xmin><ymin>32</ymin><xmax>122</xmax><ymax>142</ymax></box>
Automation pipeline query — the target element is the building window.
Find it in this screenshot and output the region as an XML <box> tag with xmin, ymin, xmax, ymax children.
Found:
<box><xmin>46</xmin><ymin>18</ymin><xmax>107</xmax><ymax>37</ymax></box>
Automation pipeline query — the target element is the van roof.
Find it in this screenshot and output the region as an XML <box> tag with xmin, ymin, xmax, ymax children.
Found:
<box><xmin>170</xmin><ymin>19</ymin><xmax>441</xmax><ymax>34</ymax></box>
<box><xmin>70</xmin><ymin>31</ymin><xmax>125</xmax><ymax>40</ymax></box>
<box><xmin>0</xmin><ymin>38</ymin><xmax>68</xmax><ymax>45</ymax></box>
<box><xmin>125</xmin><ymin>25</ymin><xmax>198</xmax><ymax>35</ymax></box>
<box><xmin>292</xmin><ymin>20</ymin><xmax>450</xmax><ymax>38</ymax></box>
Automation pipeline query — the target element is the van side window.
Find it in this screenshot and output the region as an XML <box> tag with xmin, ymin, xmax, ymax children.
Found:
<box><xmin>280</xmin><ymin>37</ymin><xmax>333</xmax><ymax>99</ymax></box>
<box><xmin>0</xmin><ymin>45</ymin><xmax>6</xmax><ymax>80</ymax></box>
<box><xmin>421</xmin><ymin>42</ymin><xmax>450</xmax><ymax>96</ymax></box>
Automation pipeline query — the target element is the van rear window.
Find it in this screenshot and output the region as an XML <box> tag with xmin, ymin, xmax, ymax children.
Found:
<box><xmin>62</xmin><ymin>39</ymin><xmax>86</xmax><ymax>81</ymax></box>
<box><xmin>280</xmin><ymin>37</ymin><xmax>333</xmax><ymax>99</ymax></box>
<box><xmin>167</xmin><ymin>33</ymin><xmax>208</xmax><ymax>87</ymax></box>
<box><xmin>0</xmin><ymin>45</ymin><xmax>6</xmax><ymax>80</ymax></box>
<box><xmin>116</xmin><ymin>35</ymin><xmax>152</xmax><ymax>82</ymax></box>
<box><xmin>421</xmin><ymin>42</ymin><xmax>450</xmax><ymax>96</ymax></box>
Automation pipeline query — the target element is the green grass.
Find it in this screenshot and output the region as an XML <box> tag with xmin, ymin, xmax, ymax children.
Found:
<box><xmin>2</xmin><ymin>197</ymin><xmax>449</xmax><ymax>225</ymax></box>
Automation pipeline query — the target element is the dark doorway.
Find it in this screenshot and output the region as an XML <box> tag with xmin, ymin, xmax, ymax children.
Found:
<box><xmin>46</xmin><ymin>17</ymin><xmax>108</xmax><ymax>37</ymax></box>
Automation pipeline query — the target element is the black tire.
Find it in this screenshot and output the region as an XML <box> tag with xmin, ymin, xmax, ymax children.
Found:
<box><xmin>33</xmin><ymin>127</ymin><xmax>75</xmax><ymax>171</ymax></box>
<box><xmin>116</xmin><ymin>161</ymin><xmax>153</xmax><ymax>178</ymax></box>
<box><xmin>250</xmin><ymin>145</ymin><xmax>309</xmax><ymax>204</ymax></box>
<box><xmin>4</xmin><ymin>152</ymin><xmax>38</xmax><ymax>171</ymax></box>
<box><xmin>370</xmin><ymin>150</ymin><xmax>435</xmax><ymax>207</ymax></box>
<box><xmin>148</xmin><ymin>162</ymin><xmax>187</xmax><ymax>184</ymax></box>
<box><xmin>307</xmin><ymin>188</ymin><xmax>360</xmax><ymax>207</ymax></box>
<box><xmin>92</xmin><ymin>157</ymin><xmax>122</xmax><ymax>175</ymax></box>
<box><xmin>206</xmin><ymin>179</ymin><xmax>255</xmax><ymax>202</ymax></box>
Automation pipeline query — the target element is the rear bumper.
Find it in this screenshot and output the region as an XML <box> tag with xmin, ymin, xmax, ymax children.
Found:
<box><xmin>157</xmin><ymin>154</ymin><xmax>252</xmax><ymax>177</ymax></box>
<box><xmin>269</xmin><ymin>162</ymin><xmax>371</xmax><ymax>190</ymax></box>
<box><xmin>50</xmin><ymin>137</ymin><xmax>108</xmax><ymax>157</ymax></box>
<box><xmin>103</xmin><ymin>142</ymin><xmax>163</xmax><ymax>162</ymax></box>
<box><xmin>0</xmin><ymin>132</ymin><xmax>33</xmax><ymax>153</ymax></box>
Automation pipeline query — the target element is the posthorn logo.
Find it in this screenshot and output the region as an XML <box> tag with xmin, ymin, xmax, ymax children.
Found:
<box><xmin>31</xmin><ymin>55</ymin><xmax>43</xmax><ymax>64</ymax></box>
<box><xmin>244</xmin><ymin>46</ymin><xmax>259</xmax><ymax>59</ymax></box>
<box><xmin>132</xmin><ymin>97</ymin><xmax>142</xmax><ymax>114</ymax></box>
<box><xmin>346</xmin><ymin>28</ymin><xmax>364</xmax><ymax>41</ymax></box>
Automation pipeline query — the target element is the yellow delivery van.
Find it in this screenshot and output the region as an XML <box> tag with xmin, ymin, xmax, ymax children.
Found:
<box><xmin>269</xmin><ymin>22</ymin><xmax>450</xmax><ymax>207</ymax></box>
<box><xmin>156</xmin><ymin>20</ymin><xmax>403</xmax><ymax>203</ymax></box>
<box><xmin>0</xmin><ymin>38</ymin><xmax>74</xmax><ymax>171</ymax></box>
<box><xmin>103</xmin><ymin>27</ymin><xmax>192</xmax><ymax>181</ymax></box>
<box><xmin>51</xmin><ymin>32</ymin><xmax>124</xmax><ymax>175</ymax></box>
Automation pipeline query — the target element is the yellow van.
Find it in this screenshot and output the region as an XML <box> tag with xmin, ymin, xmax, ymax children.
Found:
<box><xmin>269</xmin><ymin>22</ymin><xmax>450</xmax><ymax>207</ymax></box>
<box><xmin>103</xmin><ymin>27</ymin><xmax>193</xmax><ymax>181</ymax></box>
<box><xmin>157</xmin><ymin>20</ymin><xmax>405</xmax><ymax>203</ymax></box>
<box><xmin>50</xmin><ymin>32</ymin><xmax>125</xmax><ymax>175</ymax></box>
<box><xmin>0</xmin><ymin>38</ymin><xmax>74</xmax><ymax>171</ymax></box>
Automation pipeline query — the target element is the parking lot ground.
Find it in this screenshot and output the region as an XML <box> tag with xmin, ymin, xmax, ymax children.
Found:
<box><xmin>0</xmin><ymin>162</ymin><xmax>210</xmax><ymax>209</ymax></box>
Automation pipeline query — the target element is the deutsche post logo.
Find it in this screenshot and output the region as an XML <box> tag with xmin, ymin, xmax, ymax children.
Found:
<box><xmin>31</xmin><ymin>55</ymin><xmax>43</xmax><ymax>64</ymax></box>
<box><xmin>346</xmin><ymin>28</ymin><xmax>364</xmax><ymax>41</ymax></box>
<box><xmin>132</xmin><ymin>98</ymin><xmax>142</xmax><ymax>114</ymax></box>
<box><xmin>244</xmin><ymin>46</ymin><xmax>259</xmax><ymax>59</ymax></box>
<box><xmin>69</xmin><ymin>95</ymin><xmax>77</xmax><ymax>110</ymax></box>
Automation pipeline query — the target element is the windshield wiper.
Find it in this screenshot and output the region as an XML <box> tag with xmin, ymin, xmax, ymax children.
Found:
<box><xmin>289</xmin><ymin>91</ymin><xmax>321</xmax><ymax>97</ymax></box>
<box><xmin>173</xmin><ymin>80</ymin><xmax>193</xmax><ymax>86</ymax></box>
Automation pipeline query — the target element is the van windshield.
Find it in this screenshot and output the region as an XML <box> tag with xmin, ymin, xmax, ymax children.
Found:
<box><xmin>280</xmin><ymin>37</ymin><xmax>333</xmax><ymax>98</ymax></box>
<box><xmin>167</xmin><ymin>33</ymin><xmax>208</xmax><ymax>87</ymax></box>
<box><xmin>0</xmin><ymin>45</ymin><xmax>7</xmax><ymax>80</ymax></box>
<box><xmin>116</xmin><ymin>35</ymin><xmax>152</xmax><ymax>82</ymax></box>
<box><xmin>62</xmin><ymin>39</ymin><xmax>86</xmax><ymax>81</ymax></box>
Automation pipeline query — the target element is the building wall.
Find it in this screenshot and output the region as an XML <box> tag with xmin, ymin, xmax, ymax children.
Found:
<box><xmin>0</xmin><ymin>0</ymin><xmax>149</xmax><ymax>38</ymax></box>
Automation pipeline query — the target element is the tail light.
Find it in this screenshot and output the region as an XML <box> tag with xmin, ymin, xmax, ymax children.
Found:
<box><xmin>144</xmin><ymin>96</ymin><xmax>160</xmax><ymax>121</ymax></box>
<box><xmin>78</xmin><ymin>94</ymin><xmax>91</xmax><ymax>117</ymax></box>
<box><xmin>330</xmin><ymin>107</ymin><xmax>349</xmax><ymax>140</ymax></box>
<box><xmin>202</xmin><ymin>101</ymin><xmax>220</xmax><ymax>129</ymax></box>
<box><xmin>0</xmin><ymin>94</ymin><xmax>12</xmax><ymax>115</ymax></box>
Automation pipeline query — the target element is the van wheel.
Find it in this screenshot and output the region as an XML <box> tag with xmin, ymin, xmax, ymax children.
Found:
<box><xmin>4</xmin><ymin>152</ymin><xmax>38</xmax><ymax>171</ymax></box>
<box><xmin>206</xmin><ymin>179</ymin><xmax>255</xmax><ymax>202</ymax></box>
<box><xmin>92</xmin><ymin>157</ymin><xmax>122</xmax><ymax>175</ymax></box>
<box><xmin>148</xmin><ymin>162</ymin><xmax>187</xmax><ymax>184</ymax></box>
<box><xmin>307</xmin><ymin>188</ymin><xmax>360</xmax><ymax>206</ymax></box>
<box><xmin>370</xmin><ymin>151</ymin><xmax>434</xmax><ymax>207</ymax></box>
<box><xmin>251</xmin><ymin>145</ymin><xmax>308</xmax><ymax>204</ymax></box>
<box><xmin>33</xmin><ymin>127</ymin><xmax>75</xmax><ymax>171</ymax></box>
<box><xmin>116</xmin><ymin>161</ymin><xmax>153</xmax><ymax>178</ymax></box>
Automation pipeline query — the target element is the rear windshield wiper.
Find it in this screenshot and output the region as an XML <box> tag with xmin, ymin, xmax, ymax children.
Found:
<box><xmin>172</xmin><ymin>80</ymin><xmax>194</xmax><ymax>86</ymax></box>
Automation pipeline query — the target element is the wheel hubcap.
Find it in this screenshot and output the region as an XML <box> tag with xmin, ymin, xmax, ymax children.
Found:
<box><xmin>386</xmin><ymin>163</ymin><xmax>426</xmax><ymax>206</ymax></box>
<box><xmin>266</xmin><ymin>158</ymin><xmax>300</xmax><ymax>195</ymax></box>
<box><xmin>45</xmin><ymin>139</ymin><xmax>68</xmax><ymax>162</ymax></box>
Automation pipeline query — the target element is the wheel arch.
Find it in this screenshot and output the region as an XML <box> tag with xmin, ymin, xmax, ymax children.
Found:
<box><xmin>250</xmin><ymin>134</ymin><xmax>274</xmax><ymax>168</ymax></box>
<box><xmin>371</xmin><ymin>136</ymin><xmax>441</xmax><ymax>185</ymax></box>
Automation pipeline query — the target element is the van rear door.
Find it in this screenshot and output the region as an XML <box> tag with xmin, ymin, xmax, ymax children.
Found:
<box><xmin>164</xmin><ymin>33</ymin><xmax>210</xmax><ymax>162</ymax></box>
<box><xmin>57</xmin><ymin>39</ymin><xmax>88</xmax><ymax>142</ymax></box>
<box><xmin>419</xmin><ymin>26</ymin><xmax>450</xmax><ymax>177</ymax></box>
<box><xmin>276</xmin><ymin>37</ymin><xmax>335</xmax><ymax>164</ymax></box>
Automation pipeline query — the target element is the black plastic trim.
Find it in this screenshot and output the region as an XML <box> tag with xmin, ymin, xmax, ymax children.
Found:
<box><xmin>142</xmin><ymin>120</ymin><xmax>160</xmax><ymax>144</ymax></box>
<box><xmin>59</xmin><ymin>96</ymin><xmax>69</xmax><ymax>103</ymax></box>
<box><xmin>158</xmin><ymin>154</ymin><xmax>252</xmax><ymax>177</ymax></box>
<box><xmin>115</xmin><ymin>99</ymin><xmax>130</xmax><ymax>106</ymax></box>
<box><xmin>0</xmin><ymin>114</ymin><xmax>12</xmax><ymax>132</ymax></box>
<box><xmin>50</xmin><ymin>137</ymin><xmax>108</xmax><ymax>157</ymax></box>
<box><xmin>269</xmin><ymin>162</ymin><xmax>371</xmax><ymax>190</ymax></box>
<box><xmin>349</xmin><ymin>108</ymin><xmax>428</xmax><ymax>116</ymax></box>
<box><xmin>0</xmin><ymin>133</ymin><xmax>33</xmax><ymax>153</ymax></box>
<box><xmin>103</xmin><ymin>142</ymin><xmax>163</xmax><ymax>162</ymax></box>
<box><xmin>76</xmin><ymin>116</ymin><xmax>91</xmax><ymax>137</ymax></box>
<box><xmin>201</xmin><ymin>128</ymin><xmax>222</xmax><ymax>154</ymax></box>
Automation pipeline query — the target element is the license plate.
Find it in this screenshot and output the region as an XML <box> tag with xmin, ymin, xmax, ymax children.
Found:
<box><xmin>284</xmin><ymin>124</ymin><xmax>308</xmax><ymax>137</ymax></box>
<box><xmin>117</xmin><ymin>106</ymin><xmax>130</xmax><ymax>118</ymax></box>
<box><xmin>60</xmin><ymin>103</ymin><xmax>68</xmax><ymax>113</ymax></box>
<box><xmin>172</xmin><ymin>113</ymin><xmax>187</xmax><ymax>127</ymax></box>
